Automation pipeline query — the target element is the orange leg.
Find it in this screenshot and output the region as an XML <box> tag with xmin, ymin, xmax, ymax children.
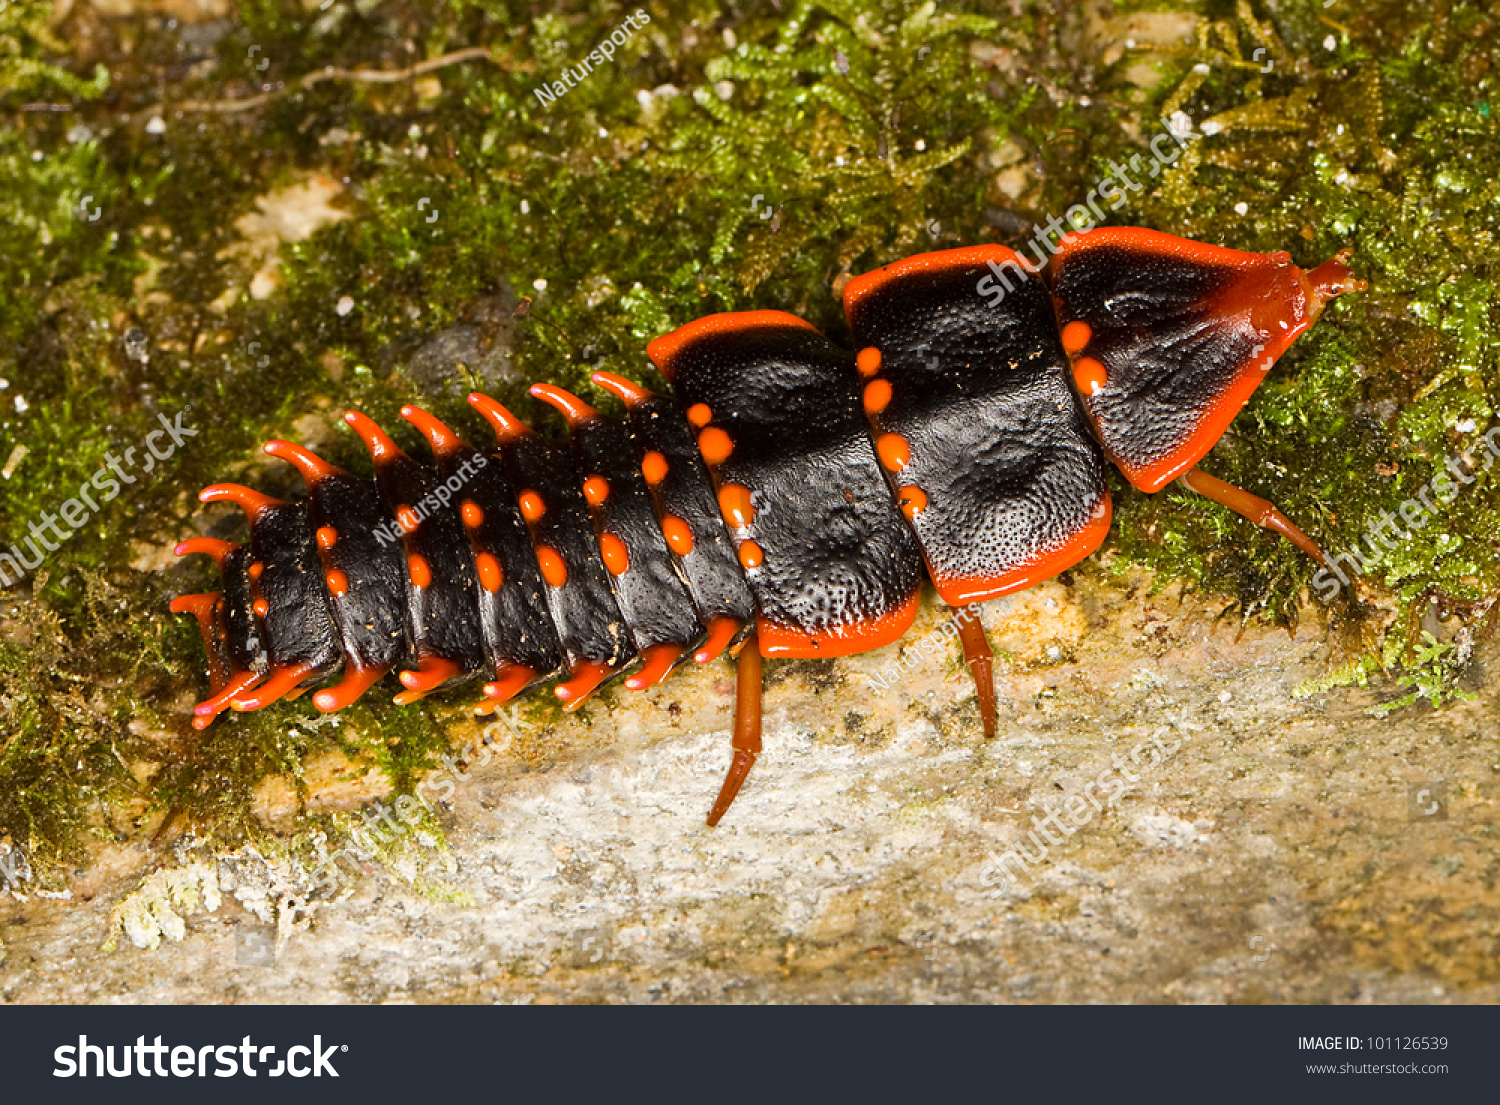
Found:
<box><xmin>484</xmin><ymin>664</ymin><xmax>536</xmax><ymax>704</ymax></box>
<box><xmin>694</xmin><ymin>616</ymin><xmax>741</xmax><ymax>664</ymax></box>
<box><xmin>169</xmin><ymin>592</ymin><xmax>230</xmax><ymax>696</ymax></box>
<box><xmin>231</xmin><ymin>662</ymin><xmax>319</xmax><ymax>712</ymax></box>
<box><xmin>393</xmin><ymin>655</ymin><xmax>463</xmax><ymax>706</ymax></box>
<box><xmin>1177</xmin><ymin>467</ymin><xmax>1327</xmax><ymax>565</ymax></box>
<box><xmin>706</xmin><ymin>633</ymin><xmax>762</xmax><ymax>827</ymax></box>
<box><xmin>192</xmin><ymin>668</ymin><xmax>265</xmax><ymax>728</ymax></box>
<box><xmin>625</xmin><ymin>644</ymin><xmax>683</xmax><ymax>690</ymax></box>
<box><xmin>313</xmin><ymin>663</ymin><xmax>388</xmax><ymax>713</ymax></box>
<box><xmin>555</xmin><ymin>660</ymin><xmax>614</xmax><ymax>712</ymax></box>
<box><xmin>956</xmin><ymin>613</ymin><xmax>996</xmax><ymax>740</ymax></box>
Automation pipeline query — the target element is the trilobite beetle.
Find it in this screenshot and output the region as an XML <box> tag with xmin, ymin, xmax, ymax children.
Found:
<box><xmin>172</xmin><ymin>228</ymin><xmax>1365</xmax><ymax>824</ymax></box>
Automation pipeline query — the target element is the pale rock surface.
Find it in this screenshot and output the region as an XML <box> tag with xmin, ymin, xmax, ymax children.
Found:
<box><xmin>2</xmin><ymin>572</ymin><xmax>1496</xmax><ymax>1004</ymax></box>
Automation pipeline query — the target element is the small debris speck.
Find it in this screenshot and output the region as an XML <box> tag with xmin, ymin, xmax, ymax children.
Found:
<box><xmin>2</xmin><ymin>444</ymin><xmax>27</xmax><ymax>479</ymax></box>
<box><xmin>336</xmin><ymin>296</ymin><xmax>355</xmax><ymax>316</ymax></box>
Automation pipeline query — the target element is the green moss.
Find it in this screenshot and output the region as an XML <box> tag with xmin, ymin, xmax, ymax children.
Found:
<box><xmin>0</xmin><ymin>0</ymin><xmax>108</xmax><ymax>103</ymax></box>
<box><xmin>0</xmin><ymin>0</ymin><xmax>1496</xmax><ymax>870</ymax></box>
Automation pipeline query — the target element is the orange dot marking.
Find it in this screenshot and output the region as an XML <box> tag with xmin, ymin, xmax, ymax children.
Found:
<box><xmin>537</xmin><ymin>547</ymin><xmax>568</xmax><ymax>587</ymax></box>
<box><xmin>397</xmin><ymin>505</ymin><xmax>420</xmax><ymax>533</ymax></box>
<box><xmin>738</xmin><ymin>540</ymin><xmax>764</xmax><ymax>569</ymax></box>
<box><xmin>662</xmin><ymin>516</ymin><xmax>695</xmax><ymax>556</ymax></box>
<box><xmin>316</xmin><ymin>525</ymin><xmax>338</xmax><ymax>550</ymax></box>
<box><xmin>863</xmin><ymin>378</ymin><xmax>892</xmax><ymax>416</ymax></box>
<box><xmin>253</xmin><ymin>597</ymin><xmax>269</xmax><ymax>618</ymax></box>
<box><xmin>1073</xmin><ymin>356</ymin><xmax>1108</xmax><ymax>397</ymax></box>
<box><xmin>718</xmin><ymin>483</ymin><xmax>754</xmax><ymax>530</ymax></box>
<box><xmin>520</xmin><ymin>491</ymin><xmax>545</xmax><ymax>522</ymax></box>
<box><xmin>599</xmin><ymin>533</ymin><xmax>629</xmax><ymax>575</ymax></box>
<box><xmin>408</xmin><ymin>554</ymin><xmax>431</xmax><ymax>589</ymax></box>
<box><xmin>248</xmin><ymin>561</ymin><xmax>264</xmax><ymax>581</ymax></box>
<box><xmin>476</xmin><ymin>552</ymin><xmax>502</xmax><ymax>592</ymax></box>
<box><xmin>583</xmin><ymin>476</ymin><xmax>610</xmax><ymax>506</ymax></box>
<box><xmin>1061</xmin><ymin>320</ymin><xmax>1092</xmax><ymax>353</ymax></box>
<box><xmin>687</xmin><ymin>403</ymin><xmax>713</xmax><ymax>428</ymax></box>
<box><xmin>856</xmin><ymin>347</ymin><xmax>882</xmax><ymax>378</ymax></box>
<box><xmin>641</xmin><ymin>450</ymin><xmax>669</xmax><ymax>486</ymax></box>
<box><xmin>698</xmin><ymin>428</ymin><xmax>733</xmax><ymax>465</ymax></box>
<box><xmin>326</xmin><ymin>569</ymin><xmax>349</xmax><ymax>596</ymax></box>
<box><xmin>461</xmin><ymin>500</ymin><xmax>484</xmax><ymax>528</ymax></box>
<box><xmin>898</xmin><ymin>485</ymin><xmax>928</xmax><ymax>522</ymax></box>
<box><xmin>877</xmin><ymin>432</ymin><xmax>911</xmax><ymax>473</ymax></box>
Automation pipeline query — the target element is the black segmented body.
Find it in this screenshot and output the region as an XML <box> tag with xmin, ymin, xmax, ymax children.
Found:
<box><xmin>564</xmin><ymin>406</ymin><xmax>705</xmax><ymax>652</ymax></box>
<box><xmin>617</xmin><ymin>386</ymin><xmax>757</xmax><ymax>633</ymax></box>
<box><xmin>309</xmin><ymin>472</ymin><xmax>410</xmax><ymax>675</ymax></box>
<box><xmin>429</xmin><ymin>438</ymin><xmax>565</xmax><ymax>680</ymax></box>
<box><xmin>172</xmin><ymin>230</ymin><xmax>1361</xmax><ymax>750</ymax></box>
